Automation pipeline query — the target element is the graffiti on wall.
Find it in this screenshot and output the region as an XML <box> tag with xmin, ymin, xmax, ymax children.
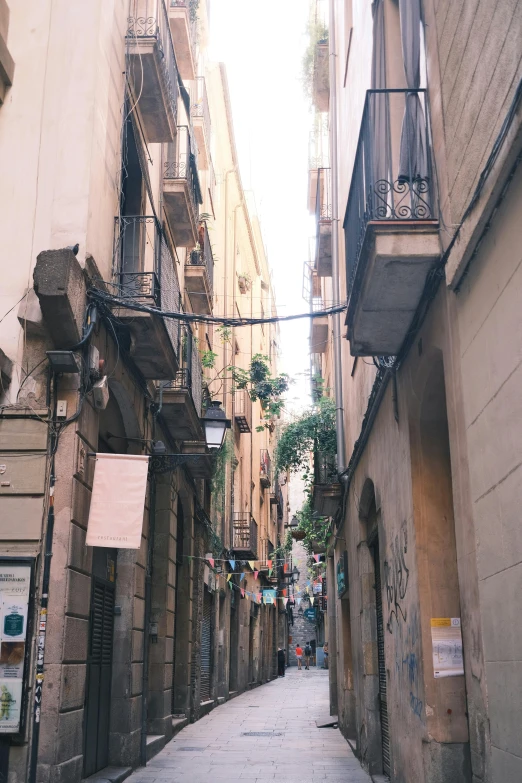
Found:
<box><xmin>383</xmin><ymin>520</ymin><xmax>409</xmax><ymax>633</ymax></box>
<box><xmin>394</xmin><ymin>605</ymin><xmax>424</xmax><ymax>721</ymax></box>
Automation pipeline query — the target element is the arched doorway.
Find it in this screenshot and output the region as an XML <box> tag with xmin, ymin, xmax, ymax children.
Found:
<box><xmin>173</xmin><ymin>497</ymin><xmax>191</xmax><ymax>716</ymax></box>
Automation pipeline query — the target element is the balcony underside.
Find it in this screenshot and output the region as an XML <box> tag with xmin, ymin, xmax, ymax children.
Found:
<box><xmin>163</xmin><ymin>180</ymin><xmax>198</xmax><ymax>247</ymax></box>
<box><xmin>347</xmin><ymin>222</ymin><xmax>441</xmax><ymax>356</ymax></box>
<box><xmin>260</xmin><ymin>474</ymin><xmax>271</xmax><ymax>489</ymax></box>
<box><xmin>115</xmin><ymin>308</ymin><xmax>178</xmax><ymax>379</ymax></box>
<box><xmin>126</xmin><ymin>39</ymin><xmax>176</xmax><ymax>143</ymax></box>
<box><xmin>168</xmin><ymin>8</ymin><xmax>196</xmax><ymax>80</ymax></box>
<box><xmin>231</xmin><ymin>545</ymin><xmax>257</xmax><ymax>560</ymax></box>
<box><xmin>181</xmin><ymin>441</ymin><xmax>214</xmax><ymax>479</ymax></box>
<box><xmin>311</xmin><ymin>315</ymin><xmax>328</xmax><ymax>353</ymax></box>
<box><xmin>312</xmin><ymin>483</ymin><xmax>342</xmax><ymax>517</ymax></box>
<box><xmin>316</xmin><ymin>222</ymin><xmax>332</xmax><ymax>276</ymax></box>
<box><xmin>185</xmin><ymin>265</ymin><xmax>212</xmax><ymax>314</ymax></box>
<box><xmin>192</xmin><ymin>119</ymin><xmax>209</xmax><ymax>169</ymax></box>
<box><xmin>234</xmin><ymin>414</ymin><xmax>250</xmax><ymax>434</ymax></box>
<box><xmin>157</xmin><ymin>387</ymin><xmax>203</xmax><ymax>441</ymax></box>
<box><xmin>308</xmin><ymin>169</ymin><xmax>319</xmax><ymax>214</ymax></box>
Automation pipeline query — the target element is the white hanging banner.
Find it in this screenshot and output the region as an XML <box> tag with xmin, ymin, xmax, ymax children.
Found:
<box><xmin>86</xmin><ymin>454</ymin><xmax>149</xmax><ymax>549</ymax></box>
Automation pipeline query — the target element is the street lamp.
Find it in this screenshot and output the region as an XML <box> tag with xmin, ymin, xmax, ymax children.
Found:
<box><xmin>291</xmin><ymin>565</ymin><xmax>300</xmax><ymax>584</ymax></box>
<box><xmin>201</xmin><ymin>400</ymin><xmax>230</xmax><ymax>450</ymax></box>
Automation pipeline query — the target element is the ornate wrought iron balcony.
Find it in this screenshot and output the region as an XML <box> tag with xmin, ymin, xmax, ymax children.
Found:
<box><xmin>190</xmin><ymin>77</ymin><xmax>211</xmax><ymax>169</ymax></box>
<box><xmin>344</xmin><ymin>88</ymin><xmax>441</xmax><ymax>356</ymax></box>
<box><xmin>164</xmin><ymin>125</ymin><xmax>202</xmax><ymax>246</ymax></box>
<box><xmin>168</xmin><ymin>0</ymin><xmax>198</xmax><ymax>80</ymax></box>
<box><xmin>312</xmin><ymin>451</ymin><xmax>342</xmax><ymax>518</ymax></box>
<box><xmin>185</xmin><ymin>222</ymin><xmax>214</xmax><ymax>314</ymax></box>
<box><xmin>126</xmin><ymin>0</ymin><xmax>179</xmax><ymax>142</ymax></box>
<box><xmin>314</xmin><ymin>168</ymin><xmax>332</xmax><ymax>276</ymax></box>
<box><xmin>113</xmin><ymin>215</ymin><xmax>180</xmax><ymax>378</ymax></box>
<box><xmin>260</xmin><ymin>449</ymin><xmax>272</xmax><ymax>489</ymax></box>
<box><xmin>232</xmin><ymin>513</ymin><xmax>258</xmax><ymax>560</ymax></box>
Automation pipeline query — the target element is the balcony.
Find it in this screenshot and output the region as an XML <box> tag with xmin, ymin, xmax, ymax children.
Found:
<box><xmin>126</xmin><ymin>0</ymin><xmax>179</xmax><ymax>143</ymax></box>
<box><xmin>164</xmin><ymin>125</ymin><xmax>202</xmax><ymax>247</ymax></box>
<box><xmin>234</xmin><ymin>389</ymin><xmax>252</xmax><ymax>433</ymax></box>
<box><xmin>312</xmin><ymin>41</ymin><xmax>329</xmax><ymax>112</ymax></box>
<box><xmin>232</xmin><ymin>513</ymin><xmax>258</xmax><ymax>560</ymax></box>
<box><xmin>190</xmin><ymin>77</ymin><xmax>211</xmax><ymax>169</ymax></box>
<box><xmin>312</xmin><ymin>452</ymin><xmax>342</xmax><ymax>518</ymax></box>
<box><xmin>113</xmin><ymin>216</ymin><xmax>179</xmax><ymax>379</ymax></box>
<box><xmin>185</xmin><ymin>222</ymin><xmax>213</xmax><ymax>314</ymax></box>
<box><xmin>168</xmin><ymin>0</ymin><xmax>197</xmax><ymax>80</ymax></box>
<box><xmin>260</xmin><ymin>449</ymin><xmax>271</xmax><ymax>489</ymax></box>
<box><xmin>315</xmin><ymin>168</ymin><xmax>332</xmax><ymax>276</ymax></box>
<box><xmin>310</xmin><ymin>297</ymin><xmax>328</xmax><ymax>354</ymax></box>
<box><xmin>157</xmin><ymin>365</ymin><xmax>203</xmax><ymax>443</ymax></box>
<box><xmin>344</xmin><ymin>89</ymin><xmax>441</xmax><ymax>356</ymax></box>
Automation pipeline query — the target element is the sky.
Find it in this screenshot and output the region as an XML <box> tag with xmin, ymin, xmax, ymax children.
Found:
<box><xmin>209</xmin><ymin>0</ymin><xmax>314</xmax><ymax>413</ymax></box>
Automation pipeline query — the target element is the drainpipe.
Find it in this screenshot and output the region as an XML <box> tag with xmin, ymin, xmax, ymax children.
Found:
<box><xmin>329</xmin><ymin>0</ymin><xmax>346</xmax><ymax>474</ymax></box>
<box><xmin>224</xmin><ymin>167</ymin><xmax>236</xmax><ymax>545</ymax></box>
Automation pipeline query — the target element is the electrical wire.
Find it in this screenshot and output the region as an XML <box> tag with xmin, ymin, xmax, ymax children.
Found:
<box><xmin>88</xmin><ymin>286</ymin><xmax>347</xmax><ymax>328</ymax></box>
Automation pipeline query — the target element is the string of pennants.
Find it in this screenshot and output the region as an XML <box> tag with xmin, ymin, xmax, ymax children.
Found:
<box><xmin>182</xmin><ymin>553</ymin><xmax>326</xmax><ymax>606</ymax></box>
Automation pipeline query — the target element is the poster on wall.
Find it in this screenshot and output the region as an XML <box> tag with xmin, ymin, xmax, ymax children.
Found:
<box><xmin>0</xmin><ymin>563</ymin><xmax>32</xmax><ymax>734</ymax></box>
<box><xmin>431</xmin><ymin>618</ymin><xmax>464</xmax><ymax>678</ymax></box>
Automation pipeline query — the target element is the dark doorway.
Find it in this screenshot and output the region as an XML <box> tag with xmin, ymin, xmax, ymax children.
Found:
<box><xmin>200</xmin><ymin>587</ymin><xmax>212</xmax><ymax>701</ymax></box>
<box><xmin>83</xmin><ymin>548</ymin><xmax>116</xmax><ymax>777</ymax></box>
<box><xmin>371</xmin><ymin>538</ymin><xmax>390</xmax><ymax>777</ymax></box>
<box><xmin>229</xmin><ymin>588</ymin><xmax>239</xmax><ymax>691</ymax></box>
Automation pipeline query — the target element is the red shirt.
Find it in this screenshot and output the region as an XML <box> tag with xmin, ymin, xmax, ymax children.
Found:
<box><xmin>296</xmin><ymin>646</ymin><xmax>303</xmax><ymax>656</ymax></box>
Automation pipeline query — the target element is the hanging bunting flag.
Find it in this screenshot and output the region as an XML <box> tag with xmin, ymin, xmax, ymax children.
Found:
<box><xmin>226</xmin><ymin>573</ymin><xmax>232</xmax><ymax>582</ymax></box>
<box><xmin>313</xmin><ymin>554</ymin><xmax>320</xmax><ymax>563</ymax></box>
<box><xmin>240</xmin><ymin>572</ymin><xmax>245</xmax><ymax>582</ymax></box>
<box><xmin>297</xmin><ymin>597</ymin><xmax>302</xmax><ymax>606</ymax></box>
<box><xmin>229</xmin><ymin>580</ymin><xmax>233</xmax><ymax>590</ymax></box>
<box><xmin>257</xmin><ymin>593</ymin><xmax>262</xmax><ymax>604</ymax></box>
<box><xmin>310</xmin><ymin>595</ymin><xmax>315</xmax><ymax>605</ymax></box>
<box><xmin>281</xmin><ymin>588</ymin><xmax>287</xmax><ymax>597</ymax></box>
<box><xmin>267</xmin><ymin>560</ymin><xmax>272</xmax><ymax>569</ymax></box>
<box><xmin>284</xmin><ymin>563</ymin><xmax>289</xmax><ymax>573</ymax></box>
<box><xmin>254</xmin><ymin>570</ymin><xmax>259</xmax><ymax>580</ymax></box>
<box><xmin>248</xmin><ymin>561</ymin><xmax>255</xmax><ymax>571</ymax></box>
<box><xmin>240</xmin><ymin>588</ymin><xmax>245</xmax><ymax>598</ymax></box>
<box><xmin>283</xmin><ymin>597</ymin><xmax>288</xmax><ymax>607</ymax></box>
<box><xmin>229</xmin><ymin>559</ymin><xmax>236</xmax><ymax>570</ymax></box>
<box><xmin>268</xmin><ymin>568</ymin><xmax>273</xmax><ymax>577</ymax></box>
<box><xmin>306</xmin><ymin>586</ymin><xmax>310</xmax><ymax>594</ymax></box>
<box><xmin>208</xmin><ymin>557</ymin><xmax>215</xmax><ymax>568</ymax></box>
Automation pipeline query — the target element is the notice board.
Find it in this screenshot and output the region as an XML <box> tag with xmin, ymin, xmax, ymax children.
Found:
<box><xmin>0</xmin><ymin>561</ymin><xmax>32</xmax><ymax>733</ymax></box>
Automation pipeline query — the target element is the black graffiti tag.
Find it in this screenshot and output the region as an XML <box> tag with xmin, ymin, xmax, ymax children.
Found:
<box><xmin>383</xmin><ymin>520</ymin><xmax>409</xmax><ymax>633</ymax></box>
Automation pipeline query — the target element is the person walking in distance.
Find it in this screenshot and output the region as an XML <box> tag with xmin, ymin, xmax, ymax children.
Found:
<box><xmin>277</xmin><ymin>647</ymin><xmax>286</xmax><ymax>677</ymax></box>
<box><xmin>295</xmin><ymin>643</ymin><xmax>303</xmax><ymax>670</ymax></box>
<box><xmin>304</xmin><ymin>641</ymin><xmax>312</xmax><ymax>670</ymax></box>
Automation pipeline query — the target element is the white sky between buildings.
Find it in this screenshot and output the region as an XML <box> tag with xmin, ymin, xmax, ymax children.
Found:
<box><xmin>210</xmin><ymin>0</ymin><xmax>314</xmax><ymax>414</ymax></box>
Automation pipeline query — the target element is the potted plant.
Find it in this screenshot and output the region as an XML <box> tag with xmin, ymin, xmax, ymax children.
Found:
<box><xmin>237</xmin><ymin>271</ymin><xmax>252</xmax><ymax>294</ymax></box>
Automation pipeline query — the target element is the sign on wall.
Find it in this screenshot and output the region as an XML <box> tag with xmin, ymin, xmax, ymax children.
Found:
<box><xmin>0</xmin><ymin>563</ymin><xmax>32</xmax><ymax>733</ymax></box>
<box><xmin>431</xmin><ymin>618</ymin><xmax>464</xmax><ymax>678</ymax></box>
<box><xmin>337</xmin><ymin>551</ymin><xmax>349</xmax><ymax>598</ymax></box>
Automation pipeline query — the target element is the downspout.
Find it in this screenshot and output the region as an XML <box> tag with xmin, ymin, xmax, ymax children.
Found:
<box><xmin>329</xmin><ymin>0</ymin><xmax>346</xmax><ymax>475</ymax></box>
<box><xmin>224</xmin><ymin>167</ymin><xmax>235</xmax><ymax>546</ymax></box>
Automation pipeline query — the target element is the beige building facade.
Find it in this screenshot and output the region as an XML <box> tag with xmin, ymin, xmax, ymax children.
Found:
<box><xmin>0</xmin><ymin>2</ymin><xmax>288</xmax><ymax>782</ymax></box>
<box><xmin>306</xmin><ymin>1</ymin><xmax>522</xmax><ymax>782</ymax></box>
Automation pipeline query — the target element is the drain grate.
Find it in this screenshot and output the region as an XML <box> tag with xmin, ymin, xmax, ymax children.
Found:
<box><xmin>241</xmin><ymin>731</ymin><xmax>284</xmax><ymax>737</ymax></box>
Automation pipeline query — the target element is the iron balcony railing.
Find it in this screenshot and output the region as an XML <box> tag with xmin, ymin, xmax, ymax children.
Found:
<box><xmin>162</xmin><ymin>356</ymin><xmax>202</xmax><ymax>415</ymax></box>
<box><xmin>190</xmin><ymin>77</ymin><xmax>211</xmax><ymax>144</ymax></box>
<box><xmin>234</xmin><ymin>388</ymin><xmax>252</xmax><ymax>433</ymax></box>
<box><xmin>260</xmin><ymin>449</ymin><xmax>272</xmax><ymax>488</ymax></box>
<box><xmin>344</xmin><ymin>88</ymin><xmax>436</xmax><ymax>296</ymax></box>
<box><xmin>113</xmin><ymin>215</ymin><xmax>180</xmax><ymax>354</ymax></box>
<box><xmin>258</xmin><ymin>538</ymin><xmax>275</xmax><ymax>571</ymax></box>
<box><xmin>315</xmin><ymin>167</ymin><xmax>332</xmax><ymax>224</ymax></box>
<box><xmin>127</xmin><ymin>0</ymin><xmax>179</xmax><ymax>124</ymax></box>
<box><xmin>189</xmin><ymin>221</ymin><xmax>214</xmax><ymax>293</ymax></box>
<box><xmin>232</xmin><ymin>513</ymin><xmax>258</xmax><ymax>558</ymax></box>
<box><xmin>170</xmin><ymin>0</ymin><xmax>198</xmax><ymax>63</ymax></box>
<box><xmin>164</xmin><ymin>125</ymin><xmax>202</xmax><ymax>222</ymax></box>
<box><xmin>314</xmin><ymin>451</ymin><xmax>338</xmax><ymax>486</ymax></box>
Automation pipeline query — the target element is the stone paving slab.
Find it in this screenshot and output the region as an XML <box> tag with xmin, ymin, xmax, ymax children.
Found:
<box><xmin>126</xmin><ymin>669</ymin><xmax>371</xmax><ymax>783</ymax></box>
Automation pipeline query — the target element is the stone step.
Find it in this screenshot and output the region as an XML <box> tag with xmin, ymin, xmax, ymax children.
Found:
<box><xmin>83</xmin><ymin>766</ymin><xmax>132</xmax><ymax>783</ymax></box>
<box><xmin>146</xmin><ymin>734</ymin><xmax>166</xmax><ymax>762</ymax></box>
<box><xmin>171</xmin><ymin>716</ymin><xmax>189</xmax><ymax>736</ymax></box>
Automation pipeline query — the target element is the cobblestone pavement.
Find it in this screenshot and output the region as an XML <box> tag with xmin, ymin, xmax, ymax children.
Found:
<box><xmin>127</xmin><ymin>668</ymin><xmax>371</xmax><ymax>782</ymax></box>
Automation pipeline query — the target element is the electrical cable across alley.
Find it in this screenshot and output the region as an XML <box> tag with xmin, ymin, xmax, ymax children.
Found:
<box><xmin>88</xmin><ymin>285</ymin><xmax>347</xmax><ymax>327</ymax></box>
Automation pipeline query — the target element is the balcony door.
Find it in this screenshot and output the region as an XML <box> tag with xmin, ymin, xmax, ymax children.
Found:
<box><xmin>121</xmin><ymin>117</ymin><xmax>145</xmax><ymax>277</ymax></box>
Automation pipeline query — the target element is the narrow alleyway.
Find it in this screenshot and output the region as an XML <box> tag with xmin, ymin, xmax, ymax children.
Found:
<box><xmin>127</xmin><ymin>670</ymin><xmax>371</xmax><ymax>783</ymax></box>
